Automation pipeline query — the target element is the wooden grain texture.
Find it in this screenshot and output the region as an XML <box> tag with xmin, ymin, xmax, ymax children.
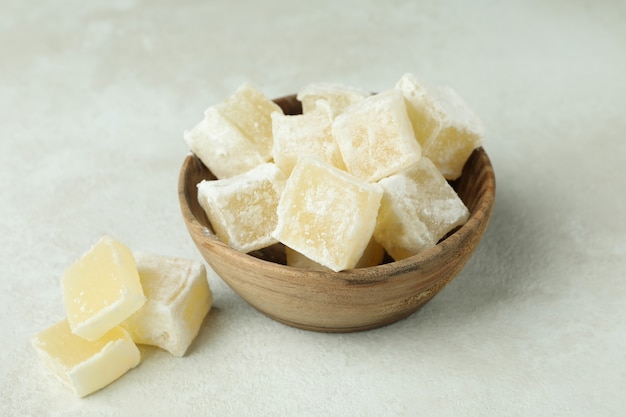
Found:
<box><xmin>178</xmin><ymin>94</ymin><xmax>496</xmax><ymax>332</ymax></box>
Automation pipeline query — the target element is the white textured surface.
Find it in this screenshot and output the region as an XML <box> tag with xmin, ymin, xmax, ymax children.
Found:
<box><xmin>1</xmin><ymin>0</ymin><xmax>625</xmax><ymax>415</ymax></box>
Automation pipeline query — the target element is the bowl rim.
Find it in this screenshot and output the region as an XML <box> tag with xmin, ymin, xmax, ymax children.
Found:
<box><xmin>178</xmin><ymin>146</ymin><xmax>495</xmax><ymax>284</ymax></box>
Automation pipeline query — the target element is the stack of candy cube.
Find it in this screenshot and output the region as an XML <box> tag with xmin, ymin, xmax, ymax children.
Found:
<box><xmin>186</xmin><ymin>74</ymin><xmax>483</xmax><ymax>272</ymax></box>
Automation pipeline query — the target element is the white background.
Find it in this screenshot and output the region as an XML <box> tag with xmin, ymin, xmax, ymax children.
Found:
<box><xmin>1</xmin><ymin>0</ymin><xmax>625</xmax><ymax>415</ymax></box>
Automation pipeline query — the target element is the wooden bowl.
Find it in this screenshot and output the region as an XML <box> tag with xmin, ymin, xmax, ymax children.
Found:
<box><xmin>178</xmin><ymin>94</ymin><xmax>496</xmax><ymax>333</ymax></box>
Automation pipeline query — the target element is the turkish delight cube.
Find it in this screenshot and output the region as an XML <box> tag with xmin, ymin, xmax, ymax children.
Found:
<box><xmin>184</xmin><ymin>83</ymin><xmax>282</xmax><ymax>179</ymax></box>
<box><xmin>61</xmin><ymin>236</ymin><xmax>146</xmax><ymax>341</ymax></box>
<box><xmin>332</xmin><ymin>89</ymin><xmax>421</xmax><ymax>183</ymax></box>
<box><xmin>297</xmin><ymin>82</ymin><xmax>370</xmax><ymax>115</ymax></box>
<box><xmin>184</xmin><ymin>107</ymin><xmax>266</xmax><ymax>179</ymax></box>
<box><xmin>396</xmin><ymin>73</ymin><xmax>483</xmax><ymax>179</ymax></box>
<box><xmin>271</xmin><ymin>99</ymin><xmax>344</xmax><ymax>175</ymax></box>
<box><xmin>217</xmin><ymin>82</ymin><xmax>282</xmax><ymax>161</ymax></box>
<box><xmin>31</xmin><ymin>320</ymin><xmax>140</xmax><ymax>398</ymax></box>
<box><xmin>122</xmin><ymin>253</ymin><xmax>213</xmax><ymax>357</ymax></box>
<box><xmin>197</xmin><ymin>163</ymin><xmax>286</xmax><ymax>253</ymax></box>
<box><xmin>375</xmin><ymin>157</ymin><xmax>469</xmax><ymax>260</ymax></box>
<box><xmin>273</xmin><ymin>156</ymin><xmax>383</xmax><ymax>272</ymax></box>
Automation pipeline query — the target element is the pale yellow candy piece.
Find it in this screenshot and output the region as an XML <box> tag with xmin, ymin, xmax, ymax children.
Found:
<box><xmin>184</xmin><ymin>107</ymin><xmax>266</xmax><ymax>179</ymax></box>
<box><xmin>332</xmin><ymin>89</ymin><xmax>422</xmax><ymax>183</ymax></box>
<box><xmin>286</xmin><ymin>237</ymin><xmax>385</xmax><ymax>271</ymax></box>
<box><xmin>217</xmin><ymin>82</ymin><xmax>283</xmax><ymax>161</ymax></box>
<box><xmin>61</xmin><ymin>236</ymin><xmax>146</xmax><ymax>341</ymax></box>
<box><xmin>31</xmin><ymin>319</ymin><xmax>140</xmax><ymax>398</ymax></box>
<box><xmin>271</xmin><ymin>100</ymin><xmax>345</xmax><ymax>175</ymax></box>
<box><xmin>297</xmin><ymin>82</ymin><xmax>370</xmax><ymax>115</ymax></box>
<box><xmin>122</xmin><ymin>253</ymin><xmax>213</xmax><ymax>357</ymax></box>
<box><xmin>197</xmin><ymin>163</ymin><xmax>286</xmax><ymax>253</ymax></box>
<box><xmin>273</xmin><ymin>156</ymin><xmax>383</xmax><ymax>272</ymax></box>
<box><xmin>375</xmin><ymin>157</ymin><xmax>470</xmax><ymax>261</ymax></box>
<box><xmin>396</xmin><ymin>73</ymin><xmax>483</xmax><ymax>179</ymax></box>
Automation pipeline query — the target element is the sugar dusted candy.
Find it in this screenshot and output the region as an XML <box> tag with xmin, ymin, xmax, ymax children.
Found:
<box><xmin>332</xmin><ymin>89</ymin><xmax>422</xmax><ymax>183</ymax></box>
<box><xmin>61</xmin><ymin>236</ymin><xmax>146</xmax><ymax>341</ymax></box>
<box><xmin>184</xmin><ymin>77</ymin><xmax>481</xmax><ymax>269</ymax></box>
<box><xmin>271</xmin><ymin>99</ymin><xmax>345</xmax><ymax>175</ymax></box>
<box><xmin>217</xmin><ymin>82</ymin><xmax>282</xmax><ymax>161</ymax></box>
<box><xmin>122</xmin><ymin>253</ymin><xmax>213</xmax><ymax>357</ymax></box>
<box><xmin>375</xmin><ymin>157</ymin><xmax>470</xmax><ymax>261</ymax></box>
<box><xmin>197</xmin><ymin>162</ymin><xmax>287</xmax><ymax>253</ymax></box>
<box><xmin>184</xmin><ymin>107</ymin><xmax>266</xmax><ymax>179</ymax></box>
<box><xmin>396</xmin><ymin>73</ymin><xmax>483</xmax><ymax>179</ymax></box>
<box><xmin>297</xmin><ymin>82</ymin><xmax>370</xmax><ymax>115</ymax></box>
<box><xmin>184</xmin><ymin>83</ymin><xmax>282</xmax><ymax>179</ymax></box>
<box><xmin>273</xmin><ymin>156</ymin><xmax>383</xmax><ymax>272</ymax></box>
<box><xmin>31</xmin><ymin>319</ymin><xmax>140</xmax><ymax>398</ymax></box>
